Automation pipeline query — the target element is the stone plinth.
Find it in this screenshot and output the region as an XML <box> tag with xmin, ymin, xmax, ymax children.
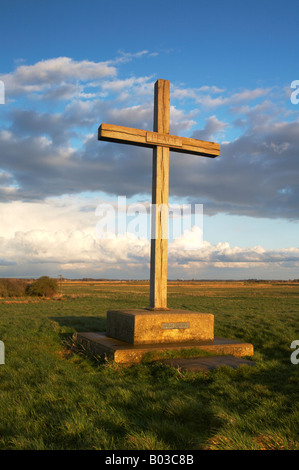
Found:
<box><xmin>74</xmin><ymin>332</ymin><xmax>254</xmax><ymax>364</ymax></box>
<box><xmin>72</xmin><ymin>307</ymin><xmax>254</xmax><ymax>366</ymax></box>
<box><xmin>106</xmin><ymin>309</ymin><xmax>214</xmax><ymax>345</ymax></box>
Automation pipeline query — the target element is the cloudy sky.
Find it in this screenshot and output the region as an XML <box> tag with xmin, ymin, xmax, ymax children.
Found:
<box><xmin>0</xmin><ymin>0</ymin><xmax>299</xmax><ymax>280</ymax></box>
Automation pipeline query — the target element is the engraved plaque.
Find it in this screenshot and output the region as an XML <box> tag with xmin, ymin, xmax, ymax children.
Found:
<box><xmin>162</xmin><ymin>322</ymin><xmax>190</xmax><ymax>330</ymax></box>
<box><xmin>146</xmin><ymin>131</ymin><xmax>183</xmax><ymax>148</ymax></box>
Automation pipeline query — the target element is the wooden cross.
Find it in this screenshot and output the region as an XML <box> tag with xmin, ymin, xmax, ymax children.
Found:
<box><xmin>98</xmin><ymin>79</ymin><xmax>220</xmax><ymax>310</ymax></box>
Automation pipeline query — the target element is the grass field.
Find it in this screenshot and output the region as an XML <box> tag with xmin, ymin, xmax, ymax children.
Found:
<box><xmin>0</xmin><ymin>280</ymin><xmax>298</xmax><ymax>450</ymax></box>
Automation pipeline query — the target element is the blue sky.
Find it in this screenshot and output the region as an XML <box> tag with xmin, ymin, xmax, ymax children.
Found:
<box><xmin>0</xmin><ymin>0</ymin><xmax>298</xmax><ymax>280</ymax></box>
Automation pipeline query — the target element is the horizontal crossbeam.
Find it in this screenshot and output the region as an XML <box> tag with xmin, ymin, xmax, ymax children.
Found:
<box><xmin>98</xmin><ymin>123</ymin><xmax>220</xmax><ymax>158</ymax></box>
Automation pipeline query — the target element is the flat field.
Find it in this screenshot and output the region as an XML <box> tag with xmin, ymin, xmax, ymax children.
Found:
<box><xmin>0</xmin><ymin>280</ymin><xmax>298</xmax><ymax>450</ymax></box>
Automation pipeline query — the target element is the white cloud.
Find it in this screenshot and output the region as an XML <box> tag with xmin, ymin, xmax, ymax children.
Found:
<box><xmin>192</xmin><ymin>115</ymin><xmax>228</xmax><ymax>141</ymax></box>
<box><xmin>111</xmin><ymin>50</ymin><xmax>152</xmax><ymax>64</ymax></box>
<box><xmin>1</xmin><ymin>57</ymin><xmax>117</xmax><ymax>98</ymax></box>
<box><xmin>101</xmin><ymin>75</ymin><xmax>154</xmax><ymax>94</ymax></box>
<box><xmin>172</xmin><ymin>84</ymin><xmax>271</xmax><ymax>108</ymax></box>
<box><xmin>0</xmin><ymin>196</ymin><xmax>298</xmax><ymax>278</ymax></box>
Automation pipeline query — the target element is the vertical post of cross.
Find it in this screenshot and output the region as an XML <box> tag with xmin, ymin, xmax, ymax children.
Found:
<box><xmin>150</xmin><ymin>79</ymin><xmax>170</xmax><ymax>310</ymax></box>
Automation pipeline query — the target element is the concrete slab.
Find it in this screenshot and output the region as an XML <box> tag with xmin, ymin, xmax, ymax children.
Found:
<box><xmin>74</xmin><ymin>332</ymin><xmax>254</xmax><ymax>364</ymax></box>
<box><xmin>155</xmin><ymin>355</ymin><xmax>255</xmax><ymax>372</ymax></box>
<box><xmin>106</xmin><ymin>309</ymin><xmax>214</xmax><ymax>344</ymax></box>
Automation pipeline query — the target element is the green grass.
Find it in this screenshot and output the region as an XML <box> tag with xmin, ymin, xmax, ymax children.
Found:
<box><xmin>0</xmin><ymin>280</ymin><xmax>299</xmax><ymax>450</ymax></box>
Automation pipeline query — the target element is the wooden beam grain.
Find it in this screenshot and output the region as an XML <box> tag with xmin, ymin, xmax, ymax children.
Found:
<box><xmin>98</xmin><ymin>123</ymin><xmax>220</xmax><ymax>157</ymax></box>
<box><xmin>150</xmin><ymin>79</ymin><xmax>170</xmax><ymax>310</ymax></box>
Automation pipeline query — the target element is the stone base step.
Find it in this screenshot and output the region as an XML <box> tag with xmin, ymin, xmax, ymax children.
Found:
<box><xmin>74</xmin><ymin>332</ymin><xmax>254</xmax><ymax>364</ymax></box>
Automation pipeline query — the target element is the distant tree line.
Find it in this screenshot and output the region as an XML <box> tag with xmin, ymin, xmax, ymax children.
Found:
<box><xmin>0</xmin><ymin>276</ymin><xmax>58</xmax><ymax>298</ymax></box>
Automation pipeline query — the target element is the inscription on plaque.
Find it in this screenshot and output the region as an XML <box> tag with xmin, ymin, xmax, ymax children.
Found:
<box><xmin>162</xmin><ymin>322</ymin><xmax>190</xmax><ymax>330</ymax></box>
<box><xmin>146</xmin><ymin>131</ymin><xmax>183</xmax><ymax>148</ymax></box>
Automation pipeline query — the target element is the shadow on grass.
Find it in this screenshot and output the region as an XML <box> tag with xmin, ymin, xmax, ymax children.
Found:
<box><xmin>50</xmin><ymin>315</ymin><xmax>108</xmax><ymax>366</ymax></box>
<box><xmin>50</xmin><ymin>315</ymin><xmax>106</xmax><ymax>332</ymax></box>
